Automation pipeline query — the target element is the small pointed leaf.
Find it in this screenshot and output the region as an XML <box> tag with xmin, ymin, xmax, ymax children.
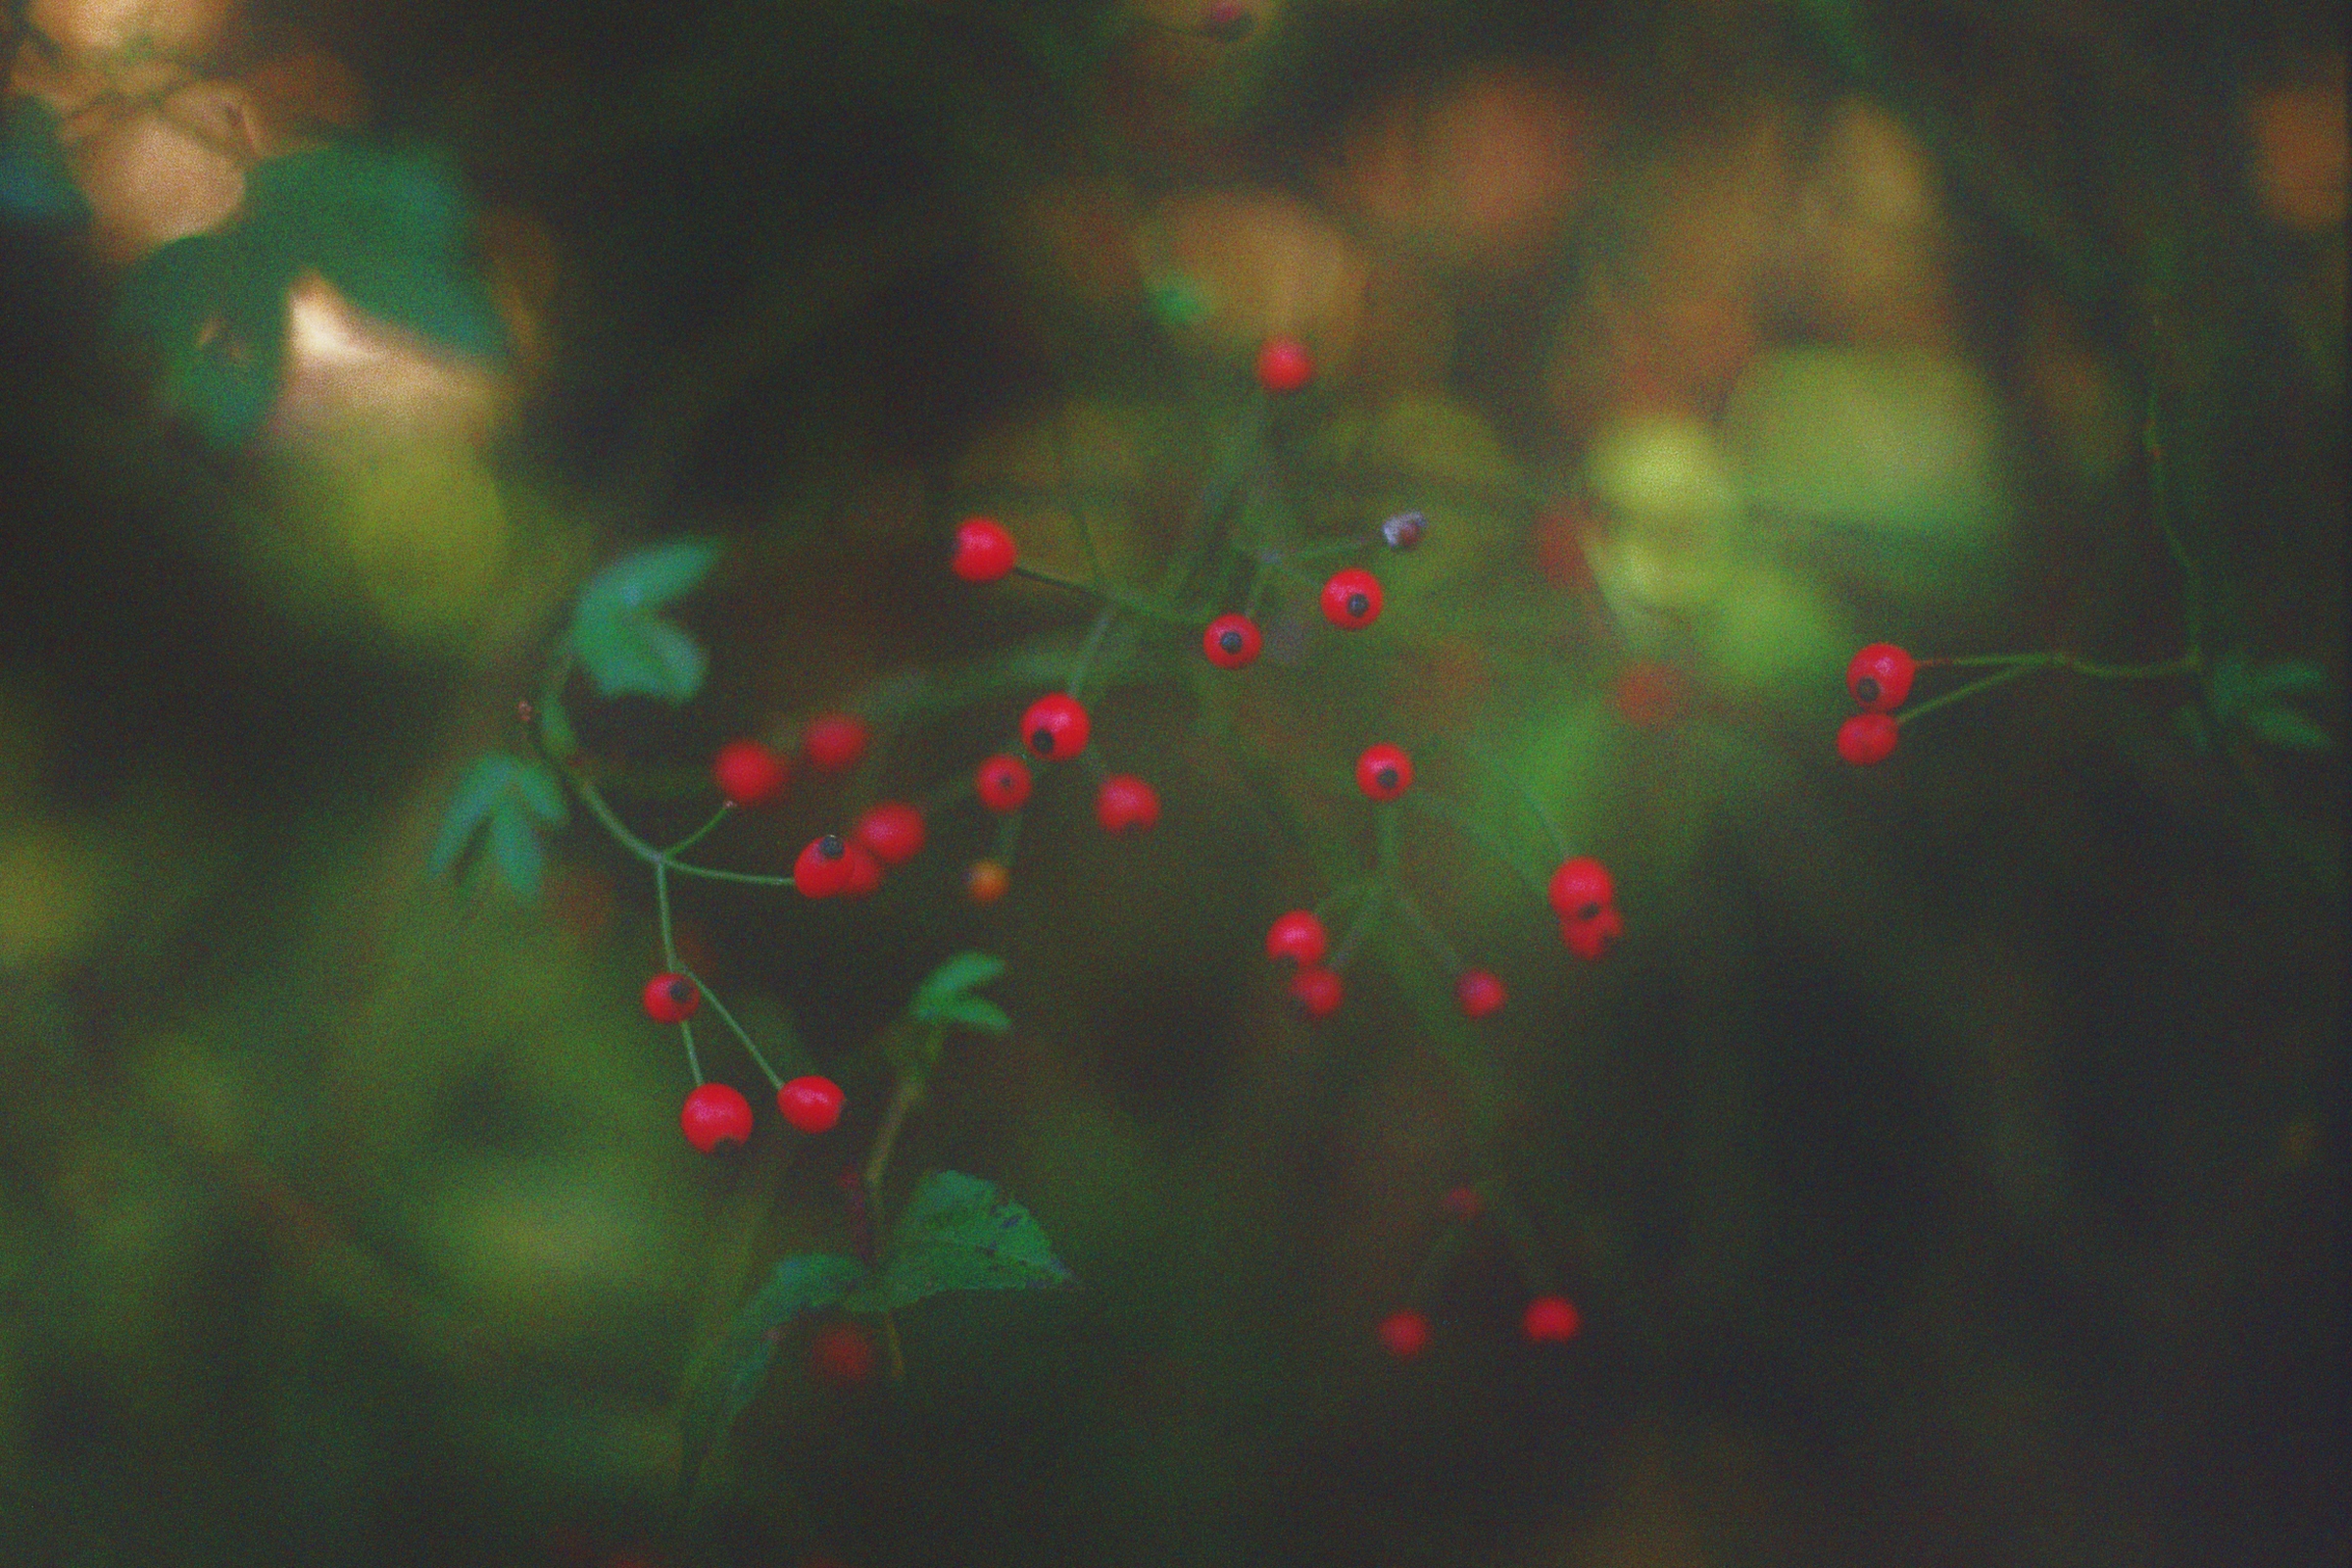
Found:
<box><xmin>2239</xmin><ymin>703</ymin><xmax>2332</xmax><ymax>752</ymax></box>
<box><xmin>939</xmin><ymin>997</ymin><xmax>1011</xmax><ymax>1036</ymax></box>
<box><xmin>909</xmin><ymin>952</ymin><xmax>1007</xmax><ymax>1019</ymax></box>
<box><xmin>510</xmin><ymin>759</ymin><xmax>569</xmax><ymax>827</ymax></box>
<box><xmin>845</xmin><ymin>1171</ymin><xmax>1072</xmax><ymax>1313</ymax></box>
<box><xmin>576</xmin><ymin>539</ymin><xmax>723</xmax><ymax>618</ymax></box>
<box><xmin>485</xmin><ymin>801</ymin><xmax>547</xmax><ymax>898</ymax></box>
<box><xmin>430</xmin><ymin>754</ymin><xmax>524</xmax><ymax>875</ymax></box>
<box><xmin>572</xmin><ymin>608</ymin><xmax>710</xmax><ymax>704</ymax></box>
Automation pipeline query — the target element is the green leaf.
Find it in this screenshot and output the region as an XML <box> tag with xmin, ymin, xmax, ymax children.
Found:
<box><xmin>2239</xmin><ymin>703</ymin><xmax>2333</xmax><ymax>752</ymax></box>
<box><xmin>570</xmin><ymin>606</ymin><xmax>710</xmax><ymax>704</ymax></box>
<box><xmin>429</xmin><ymin>755</ymin><xmax>524</xmax><ymax>875</ymax></box>
<box><xmin>537</xmin><ymin>693</ymin><xmax>581</xmax><ymax>761</ymax></box>
<box><xmin>846</xmin><ymin>1171</ymin><xmax>1072</xmax><ymax>1313</ymax></box>
<box><xmin>485</xmin><ymin>801</ymin><xmax>546</xmax><ymax>899</ymax></box>
<box><xmin>678</xmin><ymin>1253</ymin><xmax>868</xmax><ymax>1495</ymax></box>
<box><xmin>909</xmin><ymin>952</ymin><xmax>1006</xmax><ymax>1019</ymax></box>
<box><xmin>2250</xmin><ymin>661</ymin><xmax>2326</xmax><ymax>699</ymax></box>
<box><xmin>510</xmin><ymin>759</ymin><xmax>569</xmax><ymax>827</ymax></box>
<box><xmin>938</xmin><ymin>997</ymin><xmax>1012</xmax><ymax>1036</ymax></box>
<box><xmin>2204</xmin><ymin>650</ymin><xmax>2255</xmax><ymax>721</ymax></box>
<box><xmin>576</xmin><ymin>540</ymin><xmax>723</xmax><ymax>619</ymax></box>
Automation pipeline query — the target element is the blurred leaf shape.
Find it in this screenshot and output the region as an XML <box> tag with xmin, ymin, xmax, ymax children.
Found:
<box><xmin>909</xmin><ymin>951</ymin><xmax>1007</xmax><ymax>1017</ymax></box>
<box><xmin>568</xmin><ymin>540</ymin><xmax>721</xmax><ymax>703</ymax></box>
<box><xmin>430</xmin><ymin>752</ymin><xmax>568</xmax><ymax>898</ymax></box>
<box><xmin>2204</xmin><ymin>653</ymin><xmax>2333</xmax><ymax>751</ymax></box>
<box><xmin>845</xmin><ymin>1171</ymin><xmax>1074</xmax><ymax>1311</ymax></box>
<box><xmin>678</xmin><ymin>1251</ymin><xmax>867</xmax><ymax>1495</ymax></box>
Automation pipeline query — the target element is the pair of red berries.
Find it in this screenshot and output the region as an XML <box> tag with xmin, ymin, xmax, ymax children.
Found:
<box><xmin>1264</xmin><ymin>909</ymin><xmax>1343</xmax><ymax>1018</ymax></box>
<box><xmin>1547</xmin><ymin>857</ymin><xmax>1622</xmax><ymax>960</ymax></box>
<box><xmin>798</xmin><ymin>800</ymin><xmax>928</xmax><ymax>900</ymax></box>
<box><xmin>711</xmin><ymin>715</ymin><xmax>871</xmax><ymax>808</ymax></box>
<box><xmin>1376</xmin><ymin>1296</ymin><xmax>1581</xmax><ymax>1359</ymax></box>
<box><xmin>676</xmin><ymin>1071</ymin><xmax>847</xmax><ymax>1153</ymax></box>
<box><xmin>1838</xmin><ymin>643</ymin><xmax>1916</xmax><ymax>765</ymax></box>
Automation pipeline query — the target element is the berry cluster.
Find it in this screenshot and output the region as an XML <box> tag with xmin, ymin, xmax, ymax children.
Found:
<box><xmin>1837</xmin><ymin>643</ymin><xmax>1916</xmax><ymax>766</ymax></box>
<box><xmin>1374</xmin><ymin>1188</ymin><xmax>1585</xmax><ymax>1362</ymax></box>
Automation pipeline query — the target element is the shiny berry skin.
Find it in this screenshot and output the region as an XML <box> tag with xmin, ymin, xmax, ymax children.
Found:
<box><xmin>1522</xmin><ymin>1296</ymin><xmax>1583</xmax><ymax>1343</ymax></box>
<box><xmin>853</xmin><ymin>802</ymin><xmax>926</xmax><ymax>865</ymax></box>
<box><xmin>975</xmin><ymin>754</ymin><xmax>1033</xmax><ymax>812</ymax></box>
<box><xmin>1265</xmin><ymin>909</ymin><xmax>1329</xmax><ymax>966</ymax></box>
<box><xmin>950</xmin><ymin>515</ymin><xmax>1017</xmax><ymax>583</ymax></box>
<box><xmin>1255</xmin><ymin>334</ymin><xmax>1316</xmax><ymax>393</ymax></box>
<box><xmin>1377</xmin><ymin>1309</ymin><xmax>1430</xmax><ymax>1359</ymax></box>
<box><xmin>712</xmin><ymin>739</ymin><xmax>791</xmax><ymax>807</ymax></box>
<box><xmin>777</xmin><ymin>1075</ymin><xmax>847</xmax><ymax>1135</ymax></box>
<box><xmin>1454</xmin><ymin>969</ymin><xmax>1506</xmax><ymax>1018</ymax></box>
<box><xmin>1546</xmin><ymin>857</ymin><xmax>1614</xmax><ymax>920</ymax></box>
<box><xmin>1441</xmin><ymin>1184</ymin><xmax>1484</xmax><ymax>1220</ymax></box>
<box><xmin>838</xmin><ymin>841</ymin><xmax>883</xmax><ymax>900</ymax></box>
<box><xmin>1202</xmin><ymin>612</ymin><xmax>1263</xmax><ymax>669</ymax></box>
<box><xmin>803</xmin><ymin>713</ymin><xmax>869</xmax><ymax>771</ymax></box>
<box><xmin>1320</xmin><ymin>567</ymin><xmax>1383</xmax><ymax>630</ymax></box>
<box><xmin>1096</xmin><ymin>774</ymin><xmax>1160</xmax><ymax>833</ymax></box>
<box><xmin>643</xmin><ymin>972</ymin><xmax>701</xmax><ymax>1023</ymax></box>
<box><xmin>1021</xmin><ymin>693</ymin><xmax>1091</xmax><ymax>760</ymax></box>
<box><xmin>965</xmin><ymin>858</ymin><xmax>1010</xmax><ymax>905</ymax></box>
<box><xmin>680</xmin><ymin>1082</ymin><xmax>753</xmax><ymax>1153</ymax></box>
<box><xmin>794</xmin><ymin>833</ymin><xmax>854</xmax><ymax>899</ymax></box>
<box><xmin>1355</xmin><ymin>743</ymin><xmax>1412</xmax><ymax>801</ymax></box>
<box><xmin>809</xmin><ymin>1321</ymin><xmax>876</xmax><ymax>1385</ymax></box>
<box><xmin>1289</xmin><ymin>965</ymin><xmax>1344</xmax><ymax>1018</ymax></box>
<box><xmin>1560</xmin><ymin>905</ymin><xmax>1624</xmax><ymax>961</ymax></box>
<box><xmin>1837</xmin><ymin>710</ymin><xmax>1900</xmax><ymax>765</ymax></box>
<box><xmin>1846</xmin><ymin>643</ymin><xmax>1917</xmax><ymax>711</ymax></box>
<box><xmin>1380</xmin><ymin>510</ymin><xmax>1427</xmax><ymax>551</ymax></box>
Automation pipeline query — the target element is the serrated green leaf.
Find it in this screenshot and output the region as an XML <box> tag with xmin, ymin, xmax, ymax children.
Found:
<box><xmin>910</xmin><ymin>952</ymin><xmax>1007</xmax><ymax>1017</ymax></box>
<box><xmin>510</xmin><ymin>760</ymin><xmax>569</xmax><ymax>827</ymax></box>
<box><xmin>845</xmin><ymin>1171</ymin><xmax>1071</xmax><ymax>1313</ymax></box>
<box><xmin>571</xmin><ymin>607</ymin><xmax>710</xmax><ymax>704</ymax></box>
<box><xmin>576</xmin><ymin>540</ymin><xmax>723</xmax><ymax>618</ymax></box>
<box><xmin>2239</xmin><ymin>703</ymin><xmax>2333</xmax><ymax>752</ymax></box>
<box><xmin>678</xmin><ymin>1253</ymin><xmax>867</xmax><ymax>1496</ymax></box>
<box><xmin>429</xmin><ymin>754</ymin><xmax>525</xmax><ymax>875</ymax></box>
<box><xmin>485</xmin><ymin>801</ymin><xmax>546</xmax><ymax>898</ymax></box>
<box><xmin>938</xmin><ymin>997</ymin><xmax>1011</xmax><ymax>1036</ymax></box>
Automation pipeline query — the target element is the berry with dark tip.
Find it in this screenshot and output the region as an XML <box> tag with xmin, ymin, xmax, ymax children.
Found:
<box><xmin>1289</xmin><ymin>965</ymin><xmax>1344</xmax><ymax>1018</ymax></box>
<box><xmin>712</xmin><ymin>740</ymin><xmax>791</xmax><ymax>807</ymax></box>
<box><xmin>1202</xmin><ymin>612</ymin><xmax>1263</xmax><ymax>669</ymax></box>
<box><xmin>950</xmin><ymin>515</ymin><xmax>1017</xmax><ymax>583</ymax></box>
<box><xmin>1838</xmin><ymin>710</ymin><xmax>1900</xmax><ymax>765</ymax></box>
<box><xmin>644</xmin><ymin>972</ymin><xmax>701</xmax><ymax>1023</ymax></box>
<box><xmin>1380</xmin><ymin>511</ymin><xmax>1427</xmax><ymax>551</ymax></box>
<box><xmin>1354</xmin><ymin>743</ymin><xmax>1412</xmax><ymax>802</ymax></box>
<box><xmin>1546</xmin><ymin>857</ymin><xmax>1614</xmax><ymax>920</ymax></box>
<box><xmin>1021</xmin><ymin>693</ymin><xmax>1092</xmax><ymax>760</ymax></box>
<box><xmin>853</xmin><ymin>802</ymin><xmax>926</xmax><ymax>865</ymax></box>
<box><xmin>1096</xmin><ymin>774</ymin><xmax>1160</xmax><ymax>834</ymax></box>
<box><xmin>777</xmin><ymin>1075</ymin><xmax>846</xmax><ymax>1134</ymax></box>
<box><xmin>1255</xmin><ymin>334</ymin><xmax>1315</xmax><ymax>393</ymax></box>
<box><xmin>803</xmin><ymin>713</ymin><xmax>869</xmax><ymax>771</ymax></box>
<box><xmin>1560</xmin><ymin>905</ymin><xmax>1624</xmax><ymax>961</ymax></box>
<box><xmin>1321</xmin><ymin>567</ymin><xmax>1383</xmax><ymax>630</ymax></box>
<box><xmin>1454</xmin><ymin>969</ymin><xmax>1506</xmax><ymax>1018</ymax></box>
<box><xmin>1265</xmin><ymin>909</ymin><xmax>1329</xmax><ymax>966</ymax></box>
<box><xmin>1378</xmin><ymin>1309</ymin><xmax>1430</xmax><ymax>1359</ymax></box>
<box><xmin>1846</xmin><ymin>643</ymin><xmax>1917</xmax><ymax>711</ymax></box>
<box><xmin>794</xmin><ymin>833</ymin><xmax>853</xmax><ymax>899</ymax></box>
<box><xmin>1522</xmin><ymin>1296</ymin><xmax>1582</xmax><ymax>1343</ymax></box>
<box><xmin>976</xmin><ymin>755</ymin><xmax>1033</xmax><ymax>812</ymax></box>
<box><xmin>680</xmin><ymin>1082</ymin><xmax>753</xmax><ymax>1152</ymax></box>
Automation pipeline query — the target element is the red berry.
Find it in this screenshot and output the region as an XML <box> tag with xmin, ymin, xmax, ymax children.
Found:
<box><xmin>680</xmin><ymin>1082</ymin><xmax>752</xmax><ymax>1153</ymax></box>
<box><xmin>643</xmin><ymin>971</ymin><xmax>701</xmax><ymax>1023</ymax></box>
<box><xmin>950</xmin><ymin>515</ymin><xmax>1017</xmax><ymax>583</ymax></box>
<box><xmin>1202</xmin><ymin>612</ymin><xmax>1263</xmax><ymax>669</ymax></box>
<box><xmin>1846</xmin><ymin>643</ymin><xmax>1917</xmax><ymax>711</ymax></box>
<box><xmin>1255</xmin><ymin>334</ymin><xmax>1316</xmax><ymax>393</ymax></box>
<box><xmin>777</xmin><ymin>1075</ymin><xmax>846</xmax><ymax>1135</ymax></box>
<box><xmin>1522</xmin><ymin>1296</ymin><xmax>1583</xmax><ymax>1343</ymax></box>
<box><xmin>853</xmin><ymin>801</ymin><xmax>926</xmax><ymax>864</ymax></box>
<box><xmin>837</xmin><ymin>841</ymin><xmax>883</xmax><ymax>900</ymax></box>
<box><xmin>712</xmin><ymin>739</ymin><xmax>791</xmax><ymax>807</ymax></box>
<box><xmin>1377</xmin><ymin>1309</ymin><xmax>1430</xmax><ymax>1359</ymax></box>
<box><xmin>794</xmin><ymin>833</ymin><xmax>853</xmax><ymax>899</ymax></box>
<box><xmin>808</xmin><ymin>1322</ymin><xmax>875</xmax><ymax>1386</ymax></box>
<box><xmin>802</xmin><ymin>713</ymin><xmax>869</xmax><ymax>771</ymax></box>
<box><xmin>975</xmin><ymin>754</ymin><xmax>1033</xmax><ymax>812</ymax></box>
<box><xmin>1096</xmin><ymin>774</ymin><xmax>1160</xmax><ymax>833</ymax></box>
<box><xmin>1265</xmin><ymin>909</ymin><xmax>1329</xmax><ymax>966</ymax></box>
<box><xmin>1546</xmin><ymin>857</ymin><xmax>1614</xmax><ymax>920</ymax></box>
<box><xmin>1441</xmin><ymin>1184</ymin><xmax>1484</xmax><ymax>1220</ymax></box>
<box><xmin>965</xmin><ymin>858</ymin><xmax>1010</xmax><ymax>905</ymax></box>
<box><xmin>1454</xmin><ymin>969</ymin><xmax>1506</xmax><ymax>1018</ymax></box>
<box><xmin>1021</xmin><ymin>693</ymin><xmax>1091</xmax><ymax>760</ymax></box>
<box><xmin>1837</xmin><ymin>710</ymin><xmax>1900</xmax><ymax>765</ymax></box>
<box><xmin>1289</xmin><ymin>965</ymin><xmax>1344</xmax><ymax>1018</ymax></box>
<box><xmin>1320</xmin><ymin>567</ymin><xmax>1383</xmax><ymax>630</ymax></box>
<box><xmin>1560</xmin><ymin>905</ymin><xmax>1624</xmax><ymax>961</ymax></box>
<box><xmin>1355</xmin><ymin>743</ymin><xmax>1412</xmax><ymax>802</ymax></box>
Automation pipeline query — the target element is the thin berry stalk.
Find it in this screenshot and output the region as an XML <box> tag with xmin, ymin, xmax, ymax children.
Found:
<box><xmin>1390</xmin><ymin>892</ymin><xmax>1463</xmax><ymax>973</ymax></box>
<box><xmin>678</xmin><ymin>963</ymin><xmax>798</xmax><ymax>1089</ymax></box>
<box><xmin>1403</xmin><ymin>792</ymin><xmax>1550</xmax><ymax>906</ymax></box>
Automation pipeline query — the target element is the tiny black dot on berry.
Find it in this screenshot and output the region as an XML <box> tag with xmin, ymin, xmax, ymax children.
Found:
<box><xmin>1376</xmin><ymin>767</ymin><xmax>1397</xmax><ymax>788</ymax></box>
<box><xmin>1857</xmin><ymin>676</ymin><xmax>1881</xmax><ymax>704</ymax></box>
<box><xmin>1220</xmin><ymin>630</ymin><xmax>1244</xmax><ymax>654</ymax></box>
<box><xmin>1347</xmin><ymin>593</ymin><xmax>1369</xmax><ymax>615</ymax></box>
<box><xmin>1032</xmin><ymin>727</ymin><xmax>1054</xmax><ymax>754</ymax></box>
<box><xmin>819</xmin><ymin>834</ymin><xmax>845</xmax><ymax>859</ymax></box>
<box><xmin>1580</xmin><ymin>903</ymin><xmax>1601</xmax><ymax>919</ymax></box>
<box><xmin>668</xmin><ymin>979</ymin><xmax>692</xmax><ymax>1002</ymax></box>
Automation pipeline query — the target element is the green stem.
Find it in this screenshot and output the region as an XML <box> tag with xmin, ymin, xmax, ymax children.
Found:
<box><xmin>656</xmin><ymin>862</ymin><xmax>705</xmax><ymax>1085</ymax></box>
<box><xmin>679</xmin><ymin>964</ymin><xmax>796</xmax><ymax>1089</ymax></box>
<box><xmin>861</xmin><ymin>1067</ymin><xmax>929</xmax><ymax>1386</ymax></box>
<box><xmin>1328</xmin><ymin>886</ymin><xmax>1388</xmax><ymax>972</ymax></box>
<box><xmin>1010</xmin><ymin>564</ymin><xmax>1189</xmax><ymax>624</ymax></box>
<box><xmin>571</xmin><ymin>773</ymin><xmax>795</xmax><ymax>887</ymax></box>
<box><xmin>1403</xmin><ymin>792</ymin><xmax>1550</xmax><ymax>906</ymax></box>
<box><xmin>1390</xmin><ymin>892</ymin><xmax>1463</xmax><ymax>974</ymax></box>
<box><xmin>1154</xmin><ymin>392</ymin><xmax>1270</xmax><ymax>610</ymax></box>
<box><xmin>663</xmin><ymin>805</ymin><xmax>734</xmax><ymax>858</ymax></box>
<box><xmin>1896</xmin><ymin>661</ymin><xmax>2048</xmax><ymax>724</ymax></box>
<box><xmin>2145</xmin><ymin>386</ymin><xmax>2203</xmax><ymax>661</ymax></box>
<box><xmin>1067</xmin><ymin>604</ymin><xmax>1118</xmax><ymax>702</ymax></box>
<box><xmin>1465</xmin><ymin>736</ymin><xmax>1569</xmax><ymax>860</ymax></box>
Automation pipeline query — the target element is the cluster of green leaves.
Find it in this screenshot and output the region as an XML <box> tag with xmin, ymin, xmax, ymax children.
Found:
<box><xmin>681</xmin><ymin>1170</ymin><xmax>1071</xmax><ymax>1487</ymax></box>
<box><xmin>2176</xmin><ymin>654</ymin><xmax>2333</xmax><ymax>754</ymax></box>
<box><xmin>565</xmin><ymin>538</ymin><xmax>720</xmax><ymax>705</ymax></box>
<box><xmin>114</xmin><ymin>141</ymin><xmax>508</xmax><ymax>447</ymax></box>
